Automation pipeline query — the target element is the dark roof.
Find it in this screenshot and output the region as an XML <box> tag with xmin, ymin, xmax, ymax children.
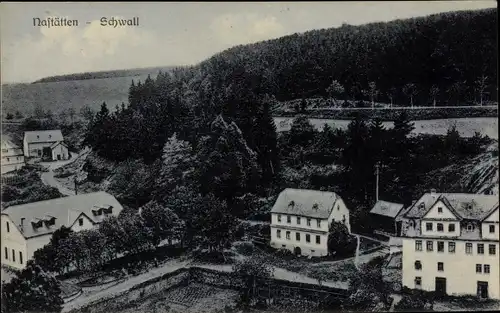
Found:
<box><xmin>24</xmin><ymin>130</ymin><xmax>63</xmax><ymax>144</ymax></box>
<box><xmin>271</xmin><ymin>188</ymin><xmax>342</xmax><ymax>219</ymax></box>
<box><xmin>49</xmin><ymin>141</ymin><xmax>68</xmax><ymax>149</ymax></box>
<box><xmin>370</xmin><ymin>200</ymin><xmax>404</xmax><ymax>218</ymax></box>
<box><xmin>402</xmin><ymin>193</ymin><xmax>499</xmax><ymax>221</ymax></box>
<box><xmin>2</xmin><ymin>192</ymin><xmax>123</xmax><ymax>239</ymax></box>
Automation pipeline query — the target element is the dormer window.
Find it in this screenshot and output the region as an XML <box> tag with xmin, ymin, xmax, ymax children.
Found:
<box><xmin>466</xmin><ymin>224</ymin><xmax>474</xmax><ymax>232</ymax></box>
<box><xmin>312</xmin><ymin>203</ymin><xmax>318</xmax><ymax>210</ymax></box>
<box><xmin>44</xmin><ymin>216</ymin><xmax>56</xmax><ymax>226</ymax></box>
<box><xmin>288</xmin><ymin>201</ymin><xmax>295</xmax><ymax>207</ymax></box>
<box><xmin>37</xmin><ymin>135</ymin><xmax>40</xmax><ymax>139</ymax></box>
<box><xmin>49</xmin><ymin>135</ymin><xmax>52</xmax><ymax>139</ymax></box>
<box><xmin>419</xmin><ymin>202</ymin><xmax>425</xmax><ymax>210</ymax></box>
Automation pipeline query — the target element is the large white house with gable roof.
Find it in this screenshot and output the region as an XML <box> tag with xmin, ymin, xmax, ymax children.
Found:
<box><xmin>23</xmin><ymin>129</ymin><xmax>69</xmax><ymax>161</ymax></box>
<box><xmin>1</xmin><ymin>192</ymin><xmax>123</xmax><ymax>270</ymax></box>
<box><xmin>270</xmin><ymin>188</ymin><xmax>351</xmax><ymax>257</ymax></box>
<box><xmin>398</xmin><ymin>190</ymin><xmax>499</xmax><ymax>299</ymax></box>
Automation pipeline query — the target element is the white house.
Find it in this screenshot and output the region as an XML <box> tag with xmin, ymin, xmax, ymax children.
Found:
<box><xmin>270</xmin><ymin>188</ymin><xmax>351</xmax><ymax>257</ymax></box>
<box><xmin>23</xmin><ymin>130</ymin><xmax>69</xmax><ymax>161</ymax></box>
<box><xmin>1</xmin><ymin>139</ymin><xmax>25</xmax><ymax>174</ymax></box>
<box><xmin>1</xmin><ymin>192</ymin><xmax>123</xmax><ymax>270</ymax></box>
<box><xmin>399</xmin><ymin>190</ymin><xmax>499</xmax><ymax>299</ymax></box>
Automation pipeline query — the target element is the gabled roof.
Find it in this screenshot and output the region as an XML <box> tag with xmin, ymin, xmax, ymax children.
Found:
<box><xmin>370</xmin><ymin>200</ymin><xmax>404</xmax><ymax>218</ymax></box>
<box><xmin>1</xmin><ymin>192</ymin><xmax>123</xmax><ymax>239</ymax></box>
<box><xmin>271</xmin><ymin>188</ymin><xmax>343</xmax><ymax>219</ymax></box>
<box><xmin>24</xmin><ymin>130</ymin><xmax>63</xmax><ymax>144</ymax></box>
<box><xmin>402</xmin><ymin>193</ymin><xmax>499</xmax><ymax>221</ymax></box>
<box><xmin>1</xmin><ymin>139</ymin><xmax>19</xmax><ymax>149</ymax></box>
<box><xmin>481</xmin><ymin>206</ymin><xmax>499</xmax><ymax>222</ymax></box>
<box><xmin>49</xmin><ymin>141</ymin><xmax>68</xmax><ymax>149</ymax></box>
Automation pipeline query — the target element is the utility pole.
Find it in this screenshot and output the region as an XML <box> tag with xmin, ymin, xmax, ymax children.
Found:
<box><xmin>375</xmin><ymin>162</ymin><xmax>380</xmax><ymax>202</ymax></box>
<box><xmin>74</xmin><ymin>176</ymin><xmax>78</xmax><ymax>195</ymax></box>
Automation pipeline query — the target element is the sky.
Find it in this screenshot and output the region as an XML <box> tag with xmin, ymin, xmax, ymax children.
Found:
<box><xmin>1</xmin><ymin>1</ymin><xmax>497</xmax><ymax>83</ymax></box>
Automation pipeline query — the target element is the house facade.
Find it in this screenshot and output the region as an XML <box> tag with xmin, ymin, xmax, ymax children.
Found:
<box><xmin>399</xmin><ymin>191</ymin><xmax>499</xmax><ymax>299</ymax></box>
<box><xmin>270</xmin><ymin>188</ymin><xmax>351</xmax><ymax>257</ymax></box>
<box><xmin>1</xmin><ymin>192</ymin><xmax>123</xmax><ymax>270</ymax></box>
<box><xmin>23</xmin><ymin>130</ymin><xmax>69</xmax><ymax>161</ymax></box>
<box><xmin>1</xmin><ymin>139</ymin><xmax>25</xmax><ymax>174</ymax></box>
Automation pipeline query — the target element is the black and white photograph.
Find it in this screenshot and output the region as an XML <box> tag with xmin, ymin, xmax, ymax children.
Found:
<box><xmin>0</xmin><ymin>1</ymin><xmax>498</xmax><ymax>312</ymax></box>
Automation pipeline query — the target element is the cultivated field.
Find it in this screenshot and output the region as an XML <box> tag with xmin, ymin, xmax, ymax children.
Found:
<box><xmin>274</xmin><ymin>117</ymin><xmax>499</xmax><ymax>139</ymax></box>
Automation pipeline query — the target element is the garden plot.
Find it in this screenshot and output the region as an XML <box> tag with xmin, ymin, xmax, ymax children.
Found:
<box><xmin>118</xmin><ymin>283</ymin><xmax>239</xmax><ymax>313</ymax></box>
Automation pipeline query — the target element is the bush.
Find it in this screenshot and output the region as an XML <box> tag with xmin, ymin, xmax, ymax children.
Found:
<box><xmin>394</xmin><ymin>293</ymin><xmax>433</xmax><ymax>312</ymax></box>
<box><xmin>1</xmin><ymin>185</ymin><xmax>21</xmax><ymax>202</ymax></box>
<box><xmin>234</xmin><ymin>242</ymin><xmax>255</xmax><ymax>256</ymax></box>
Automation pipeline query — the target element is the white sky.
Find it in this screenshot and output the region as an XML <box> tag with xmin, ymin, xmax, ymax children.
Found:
<box><xmin>0</xmin><ymin>1</ymin><xmax>497</xmax><ymax>83</ymax></box>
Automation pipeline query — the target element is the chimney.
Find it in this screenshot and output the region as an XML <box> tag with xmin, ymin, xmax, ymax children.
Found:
<box><xmin>430</xmin><ymin>188</ymin><xmax>437</xmax><ymax>196</ymax></box>
<box><xmin>20</xmin><ymin>218</ymin><xmax>25</xmax><ymax>232</ymax></box>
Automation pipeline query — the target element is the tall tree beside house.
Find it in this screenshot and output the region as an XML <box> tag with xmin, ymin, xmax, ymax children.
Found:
<box><xmin>367</xmin><ymin>81</ymin><xmax>379</xmax><ymax>108</ymax></box>
<box><xmin>327</xmin><ymin>221</ymin><xmax>356</xmax><ymax>257</ymax></box>
<box><xmin>289</xmin><ymin>115</ymin><xmax>316</xmax><ymax>146</ymax></box>
<box><xmin>1</xmin><ymin>261</ymin><xmax>64</xmax><ymax>313</ymax></box>
<box><xmin>33</xmin><ymin>226</ymin><xmax>73</xmax><ymax>274</ymax></box>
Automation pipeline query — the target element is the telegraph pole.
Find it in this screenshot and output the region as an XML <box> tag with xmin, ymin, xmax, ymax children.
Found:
<box><xmin>74</xmin><ymin>176</ymin><xmax>78</xmax><ymax>195</ymax></box>
<box><xmin>375</xmin><ymin>162</ymin><xmax>380</xmax><ymax>202</ymax></box>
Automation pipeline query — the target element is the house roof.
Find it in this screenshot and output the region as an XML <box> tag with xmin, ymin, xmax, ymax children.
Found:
<box><xmin>370</xmin><ymin>200</ymin><xmax>404</xmax><ymax>218</ymax></box>
<box><xmin>24</xmin><ymin>130</ymin><xmax>63</xmax><ymax>144</ymax></box>
<box><xmin>1</xmin><ymin>139</ymin><xmax>19</xmax><ymax>149</ymax></box>
<box><xmin>402</xmin><ymin>193</ymin><xmax>499</xmax><ymax>221</ymax></box>
<box><xmin>1</xmin><ymin>192</ymin><xmax>123</xmax><ymax>239</ymax></box>
<box><xmin>49</xmin><ymin>141</ymin><xmax>68</xmax><ymax>149</ymax></box>
<box><xmin>271</xmin><ymin>188</ymin><xmax>342</xmax><ymax>219</ymax></box>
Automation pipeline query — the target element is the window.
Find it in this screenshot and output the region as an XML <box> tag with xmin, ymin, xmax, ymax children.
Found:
<box><xmin>477</xmin><ymin>244</ymin><xmax>484</xmax><ymax>255</ymax></box>
<box><xmin>426</xmin><ymin>223</ymin><xmax>433</xmax><ymax>231</ymax></box>
<box><xmin>437</xmin><ymin>241</ymin><xmax>444</xmax><ymax>252</ymax></box>
<box><xmin>448</xmin><ymin>242</ymin><xmax>455</xmax><ymax>253</ymax></box>
<box><xmin>306</xmin><ymin>234</ymin><xmax>310</xmax><ymax>243</ymax></box>
<box><xmin>311</xmin><ymin>250</ymin><xmax>315</xmax><ymax>253</ymax></box>
<box><xmin>6</xmin><ymin>157</ymin><xmax>9</xmax><ymax>162</ymax></box>
<box><xmin>466</xmin><ymin>224</ymin><xmax>474</xmax><ymax>231</ymax></box>
<box><xmin>437</xmin><ymin>223</ymin><xmax>444</xmax><ymax>232</ymax></box>
<box><xmin>12</xmin><ymin>249</ymin><xmax>15</xmax><ymax>263</ymax></box>
<box><xmin>437</xmin><ymin>207</ymin><xmax>443</xmax><ymax>213</ymax></box>
<box><xmin>316</xmin><ymin>235</ymin><xmax>320</xmax><ymax>244</ymax></box>
<box><xmin>6</xmin><ymin>222</ymin><xmax>9</xmax><ymax>233</ymax></box>
<box><xmin>282</xmin><ymin>245</ymin><xmax>286</xmax><ymax>248</ymax></box>
<box><xmin>4</xmin><ymin>247</ymin><xmax>7</xmax><ymax>260</ymax></box>
<box><xmin>78</xmin><ymin>218</ymin><xmax>83</xmax><ymax>226</ymax></box>
<box><xmin>466</xmin><ymin>243</ymin><xmax>473</xmax><ymax>254</ymax></box>
<box><xmin>337</xmin><ymin>205</ymin><xmax>340</xmax><ymax>211</ymax></box>
<box><xmin>448</xmin><ymin>224</ymin><xmax>455</xmax><ymax>232</ymax></box>
<box><xmin>489</xmin><ymin>244</ymin><xmax>496</xmax><ymax>255</ymax></box>
<box><xmin>296</xmin><ymin>232</ymin><xmax>300</xmax><ymax>241</ymax></box>
<box><xmin>297</xmin><ymin>217</ymin><xmax>301</xmax><ymax>225</ymax></box>
<box><xmin>287</xmin><ymin>216</ymin><xmax>291</xmax><ymax>224</ymax></box>
<box><xmin>1</xmin><ymin>149</ymin><xmax>7</xmax><ymax>153</ymax></box>
<box><xmin>19</xmin><ymin>251</ymin><xmax>23</xmax><ymax>265</ymax></box>
<box><xmin>277</xmin><ymin>215</ymin><xmax>282</xmax><ymax>222</ymax></box>
<box><xmin>415</xmin><ymin>240</ymin><xmax>422</xmax><ymax>251</ymax></box>
<box><xmin>286</xmin><ymin>231</ymin><xmax>291</xmax><ymax>240</ymax></box>
<box><xmin>476</xmin><ymin>264</ymin><xmax>482</xmax><ymax>273</ymax></box>
<box><xmin>307</xmin><ymin>218</ymin><xmax>311</xmax><ymax>226</ymax></box>
<box><xmin>437</xmin><ymin>262</ymin><xmax>444</xmax><ymax>271</ymax></box>
<box><xmin>426</xmin><ymin>241</ymin><xmax>433</xmax><ymax>251</ymax></box>
<box><xmin>484</xmin><ymin>265</ymin><xmax>490</xmax><ymax>274</ymax></box>
<box><xmin>317</xmin><ymin>219</ymin><xmax>321</xmax><ymax>228</ymax></box>
<box><xmin>415</xmin><ymin>277</ymin><xmax>422</xmax><ymax>288</ymax></box>
<box><xmin>414</xmin><ymin>260</ymin><xmax>422</xmax><ymax>270</ymax></box>
<box><xmin>490</xmin><ymin>225</ymin><xmax>495</xmax><ymax>233</ymax></box>
<box><xmin>277</xmin><ymin>229</ymin><xmax>281</xmax><ymax>239</ymax></box>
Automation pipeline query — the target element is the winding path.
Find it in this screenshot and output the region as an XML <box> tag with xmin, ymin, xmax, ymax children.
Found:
<box><xmin>39</xmin><ymin>152</ymin><xmax>79</xmax><ymax>196</ymax></box>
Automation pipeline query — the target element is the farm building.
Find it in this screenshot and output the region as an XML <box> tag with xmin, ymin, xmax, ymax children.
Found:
<box><xmin>23</xmin><ymin>129</ymin><xmax>69</xmax><ymax>161</ymax></box>
<box><xmin>369</xmin><ymin>200</ymin><xmax>405</xmax><ymax>237</ymax></box>
<box><xmin>1</xmin><ymin>139</ymin><xmax>25</xmax><ymax>174</ymax></box>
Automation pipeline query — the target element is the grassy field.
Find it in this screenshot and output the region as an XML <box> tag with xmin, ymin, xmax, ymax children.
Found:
<box><xmin>2</xmin><ymin>70</ymin><xmax>164</xmax><ymax>117</ymax></box>
<box><xmin>274</xmin><ymin>117</ymin><xmax>499</xmax><ymax>139</ymax></box>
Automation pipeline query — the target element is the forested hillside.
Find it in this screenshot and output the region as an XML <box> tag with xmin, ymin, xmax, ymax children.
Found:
<box><xmin>196</xmin><ymin>8</ymin><xmax>497</xmax><ymax>105</ymax></box>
